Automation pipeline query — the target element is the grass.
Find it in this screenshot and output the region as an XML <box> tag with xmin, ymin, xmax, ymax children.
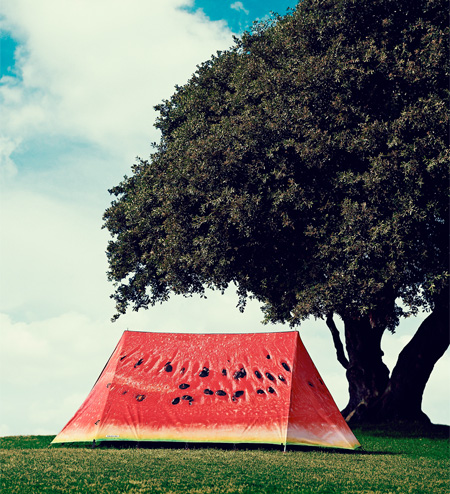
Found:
<box><xmin>1</xmin><ymin>425</ymin><xmax>448</xmax><ymax>493</ymax></box>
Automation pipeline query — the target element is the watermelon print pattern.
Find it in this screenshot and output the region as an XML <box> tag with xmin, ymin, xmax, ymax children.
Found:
<box><xmin>52</xmin><ymin>331</ymin><xmax>360</xmax><ymax>450</ymax></box>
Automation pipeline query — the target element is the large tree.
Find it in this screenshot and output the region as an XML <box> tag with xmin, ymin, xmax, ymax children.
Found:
<box><xmin>103</xmin><ymin>0</ymin><xmax>449</xmax><ymax>423</ymax></box>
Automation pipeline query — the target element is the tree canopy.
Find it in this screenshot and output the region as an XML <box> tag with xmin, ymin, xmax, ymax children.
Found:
<box><xmin>104</xmin><ymin>0</ymin><xmax>448</xmax><ymax>329</ymax></box>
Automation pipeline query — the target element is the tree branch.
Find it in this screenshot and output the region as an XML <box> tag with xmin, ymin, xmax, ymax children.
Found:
<box><xmin>326</xmin><ymin>313</ymin><xmax>349</xmax><ymax>370</ymax></box>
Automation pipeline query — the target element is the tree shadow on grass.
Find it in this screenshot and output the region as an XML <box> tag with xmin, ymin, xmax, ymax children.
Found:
<box><xmin>353</xmin><ymin>422</ymin><xmax>450</xmax><ymax>440</ymax></box>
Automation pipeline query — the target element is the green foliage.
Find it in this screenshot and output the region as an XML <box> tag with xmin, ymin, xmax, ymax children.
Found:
<box><xmin>1</xmin><ymin>432</ymin><xmax>449</xmax><ymax>493</ymax></box>
<box><xmin>103</xmin><ymin>0</ymin><xmax>449</xmax><ymax>326</ymax></box>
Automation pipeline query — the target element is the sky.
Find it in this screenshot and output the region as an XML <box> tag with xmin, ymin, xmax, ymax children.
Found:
<box><xmin>0</xmin><ymin>0</ymin><xmax>448</xmax><ymax>437</ymax></box>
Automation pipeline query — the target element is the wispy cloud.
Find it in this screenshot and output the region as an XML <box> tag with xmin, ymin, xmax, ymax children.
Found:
<box><xmin>230</xmin><ymin>2</ymin><xmax>249</xmax><ymax>16</ymax></box>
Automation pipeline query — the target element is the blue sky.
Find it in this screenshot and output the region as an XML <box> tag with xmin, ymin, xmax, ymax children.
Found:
<box><xmin>186</xmin><ymin>0</ymin><xmax>294</xmax><ymax>31</ymax></box>
<box><xmin>0</xmin><ymin>34</ymin><xmax>18</xmax><ymax>78</ymax></box>
<box><xmin>0</xmin><ymin>0</ymin><xmax>448</xmax><ymax>437</ymax></box>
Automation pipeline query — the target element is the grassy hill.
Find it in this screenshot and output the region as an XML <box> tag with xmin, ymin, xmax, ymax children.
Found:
<box><xmin>1</xmin><ymin>425</ymin><xmax>448</xmax><ymax>493</ymax></box>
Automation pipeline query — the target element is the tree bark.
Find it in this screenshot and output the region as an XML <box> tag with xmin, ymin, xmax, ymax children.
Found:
<box><xmin>368</xmin><ymin>298</ymin><xmax>449</xmax><ymax>423</ymax></box>
<box><xmin>340</xmin><ymin>315</ymin><xmax>391</xmax><ymax>423</ymax></box>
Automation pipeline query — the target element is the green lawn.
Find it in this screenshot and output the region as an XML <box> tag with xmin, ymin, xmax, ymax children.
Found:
<box><xmin>1</xmin><ymin>425</ymin><xmax>448</xmax><ymax>493</ymax></box>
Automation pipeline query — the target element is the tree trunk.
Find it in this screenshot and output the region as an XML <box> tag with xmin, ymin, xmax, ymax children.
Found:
<box><xmin>340</xmin><ymin>315</ymin><xmax>390</xmax><ymax>423</ymax></box>
<box><xmin>368</xmin><ymin>299</ymin><xmax>449</xmax><ymax>423</ymax></box>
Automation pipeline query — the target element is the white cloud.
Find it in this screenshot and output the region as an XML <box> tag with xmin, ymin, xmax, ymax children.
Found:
<box><xmin>0</xmin><ymin>189</ymin><xmax>112</xmax><ymax>320</ymax></box>
<box><xmin>0</xmin><ymin>136</ymin><xmax>19</xmax><ymax>181</ymax></box>
<box><xmin>0</xmin><ymin>0</ymin><xmax>233</xmax><ymax>160</ymax></box>
<box><xmin>231</xmin><ymin>2</ymin><xmax>249</xmax><ymax>16</ymax></box>
<box><xmin>0</xmin><ymin>0</ymin><xmax>235</xmax><ymax>321</ymax></box>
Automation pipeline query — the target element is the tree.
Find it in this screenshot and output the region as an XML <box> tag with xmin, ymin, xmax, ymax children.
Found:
<box><xmin>103</xmin><ymin>0</ymin><xmax>449</xmax><ymax>423</ymax></box>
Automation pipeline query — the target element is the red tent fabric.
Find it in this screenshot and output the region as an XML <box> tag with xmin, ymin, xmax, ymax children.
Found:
<box><xmin>52</xmin><ymin>331</ymin><xmax>360</xmax><ymax>449</ymax></box>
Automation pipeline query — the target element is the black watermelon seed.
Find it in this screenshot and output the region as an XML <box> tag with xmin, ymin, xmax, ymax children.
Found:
<box><xmin>120</xmin><ymin>355</ymin><xmax>127</xmax><ymax>361</ymax></box>
<box><xmin>232</xmin><ymin>396</ymin><xmax>237</xmax><ymax>402</ymax></box>
<box><xmin>172</xmin><ymin>397</ymin><xmax>180</xmax><ymax>405</ymax></box>
<box><xmin>199</xmin><ymin>367</ymin><xmax>209</xmax><ymax>378</ymax></box>
<box><xmin>266</xmin><ymin>354</ymin><xmax>271</xmax><ymax>359</ymax></box>
<box><xmin>265</xmin><ymin>372</ymin><xmax>275</xmax><ymax>381</ymax></box>
<box><xmin>179</xmin><ymin>383</ymin><xmax>190</xmax><ymax>389</ymax></box>
<box><xmin>216</xmin><ymin>390</ymin><xmax>227</xmax><ymax>396</ymax></box>
<box><xmin>122</xmin><ymin>391</ymin><xmax>128</xmax><ymax>395</ymax></box>
<box><xmin>319</xmin><ymin>379</ymin><xmax>324</xmax><ymax>385</ymax></box>
<box><xmin>182</xmin><ymin>395</ymin><xmax>193</xmax><ymax>401</ymax></box>
<box><xmin>106</xmin><ymin>383</ymin><xmax>112</xmax><ymax>388</ymax></box>
<box><xmin>180</xmin><ymin>367</ymin><xmax>185</xmax><ymax>374</ymax></box>
<box><xmin>222</xmin><ymin>369</ymin><xmax>227</xmax><ymax>376</ymax></box>
<box><xmin>233</xmin><ymin>368</ymin><xmax>247</xmax><ymax>380</ymax></box>
<box><xmin>234</xmin><ymin>391</ymin><xmax>244</xmax><ymax>398</ymax></box>
<box><xmin>257</xmin><ymin>389</ymin><xmax>265</xmax><ymax>395</ymax></box>
<box><xmin>281</xmin><ymin>362</ymin><xmax>291</xmax><ymax>372</ymax></box>
<box><xmin>308</xmin><ymin>381</ymin><xmax>314</xmax><ymax>387</ymax></box>
<box><xmin>254</xmin><ymin>370</ymin><xmax>262</xmax><ymax>379</ymax></box>
<box><xmin>268</xmin><ymin>387</ymin><xmax>275</xmax><ymax>394</ymax></box>
<box><xmin>204</xmin><ymin>389</ymin><xmax>214</xmax><ymax>395</ymax></box>
<box><xmin>136</xmin><ymin>394</ymin><xmax>146</xmax><ymax>401</ymax></box>
<box><xmin>134</xmin><ymin>358</ymin><xmax>144</xmax><ymax>368</ymax></box>
<box><xmin>165</xmin><ymin>364</ymin><xmax>173</xmax><ymax>372</ymax></box>
<box><xmin>278</xmin><ymin>375</ymin><xmax>286</xmax><ymax>382</ymax></box>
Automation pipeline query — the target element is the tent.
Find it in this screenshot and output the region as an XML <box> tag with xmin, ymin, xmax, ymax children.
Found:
<box><xmin>52</xmin><ymin>331</ymin><xmax>360</xmax><ymax>449</ymax></box>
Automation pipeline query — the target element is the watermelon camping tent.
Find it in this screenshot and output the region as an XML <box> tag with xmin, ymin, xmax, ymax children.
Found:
<box><xmin>52</xmin><ymin>331</ymin><xmax>360</xmax><ymax>450</ymax></box>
